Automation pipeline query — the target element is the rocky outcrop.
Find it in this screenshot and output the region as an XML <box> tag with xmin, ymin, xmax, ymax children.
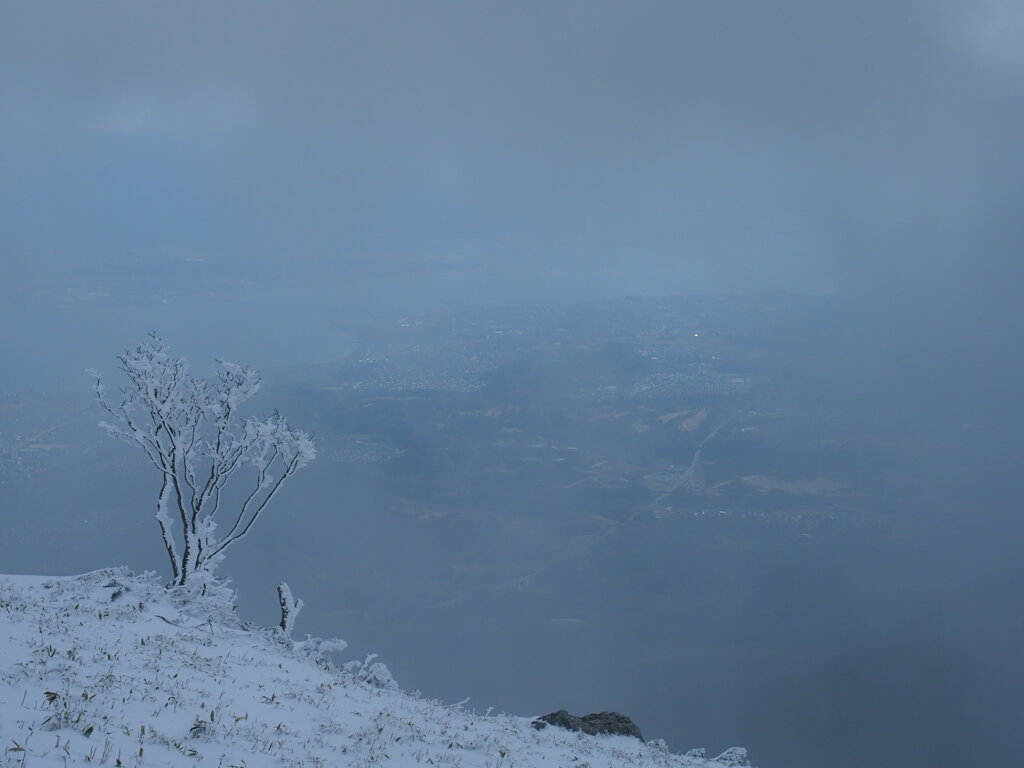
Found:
<box><xmin>531</xmin><ymin>710</ymin><xmax>643</xmax><ymax>740</ymax></box>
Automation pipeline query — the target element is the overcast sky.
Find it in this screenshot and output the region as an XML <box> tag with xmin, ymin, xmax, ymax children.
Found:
<box><xmin>2</xmin><ymin>1</ymin><xmax>1023</xmax><ymax>386</ymax></box>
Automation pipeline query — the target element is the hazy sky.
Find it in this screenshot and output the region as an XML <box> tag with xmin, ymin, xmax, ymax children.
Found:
<box><xmin>2</xmin><ymin>1</ymin><xmax>1023</xmax><ymax>386</ymax></box>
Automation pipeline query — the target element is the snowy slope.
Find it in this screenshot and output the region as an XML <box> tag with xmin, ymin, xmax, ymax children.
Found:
<box><xmin>0</xmin><ymin>569</ymin><xmax>752</xmax><ymax>768</ymax></box>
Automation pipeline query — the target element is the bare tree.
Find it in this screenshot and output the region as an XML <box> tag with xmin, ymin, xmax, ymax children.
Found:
<box><xmin>89</xmin><ymin>334</ymin><xmax>316</xmax><ymax>587</ymax></box>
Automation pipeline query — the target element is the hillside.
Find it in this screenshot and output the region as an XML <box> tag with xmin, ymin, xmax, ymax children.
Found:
<box><xmin>0</xmin><ymin>569</ymin><xmax>751</xmax><ymax>768</ymax></box>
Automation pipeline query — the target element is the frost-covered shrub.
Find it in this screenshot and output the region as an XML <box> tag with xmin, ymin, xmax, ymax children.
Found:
<box><xmin>343</xmin><ymin>653</ymin><xmax>399</xmax><ymax>690</ymax></box>
<box><xmin>294</xmin><ymin>635</ymin><xmax>349</xmax><ymax>664</ymax></box>
<box><xmin>169</xmin><ymin>573</ymin><xmax>240</xmax><ymax>624</ymax></box>
<box><xmin>89</xmin><ymin>334</ymin><xmax>316</xmax><ymax>588</ymax></box>
<box><xmin>713</xmin><ymin>747</ymin><xmax>750</xmax><ymax>766</ymax></box>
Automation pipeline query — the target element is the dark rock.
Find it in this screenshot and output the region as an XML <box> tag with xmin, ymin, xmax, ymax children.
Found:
<box><xmin>582</xmin><ymin>712</ymin><xmax>644</xmax><ymax>740</ymax></box>
<box><xmin>532</xmin><ymin>710</ymin><xmax>643</xmax><ymax>740</ymax></box>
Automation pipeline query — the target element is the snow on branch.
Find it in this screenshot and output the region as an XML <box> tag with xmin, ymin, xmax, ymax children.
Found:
<box><xmin>90</xmin><ymin>334</ymin><xmax>316</xmax><ymax>588</ymax></box>
<box><xmin>277</xmin><ymin>582</ymin><xmax>304</xmax><ymax>637</ymax></box>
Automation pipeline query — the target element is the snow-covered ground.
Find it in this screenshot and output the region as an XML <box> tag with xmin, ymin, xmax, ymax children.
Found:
<box><xmin>0</xmin><ymin>569</ymin><xmax>752</xmax><ymax>767</ymax></box>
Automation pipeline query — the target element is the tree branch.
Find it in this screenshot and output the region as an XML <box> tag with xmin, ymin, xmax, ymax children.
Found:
<box><xmin>209</xmin><ymin>453</ymin><xmax>299</xmax><ymax>558</ymax></box>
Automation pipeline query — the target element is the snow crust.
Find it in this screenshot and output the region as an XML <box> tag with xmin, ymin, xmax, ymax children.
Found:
<box><xmin>0</xmin><ymin>570</ymin><xmax>751</xmax><ymax>767</ymax></box>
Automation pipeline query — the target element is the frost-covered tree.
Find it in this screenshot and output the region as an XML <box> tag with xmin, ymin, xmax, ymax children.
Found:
<box><xmin>89</xmin><ymin>334</ymin><xmax>316</xmax><ymax>588</ymax></box>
